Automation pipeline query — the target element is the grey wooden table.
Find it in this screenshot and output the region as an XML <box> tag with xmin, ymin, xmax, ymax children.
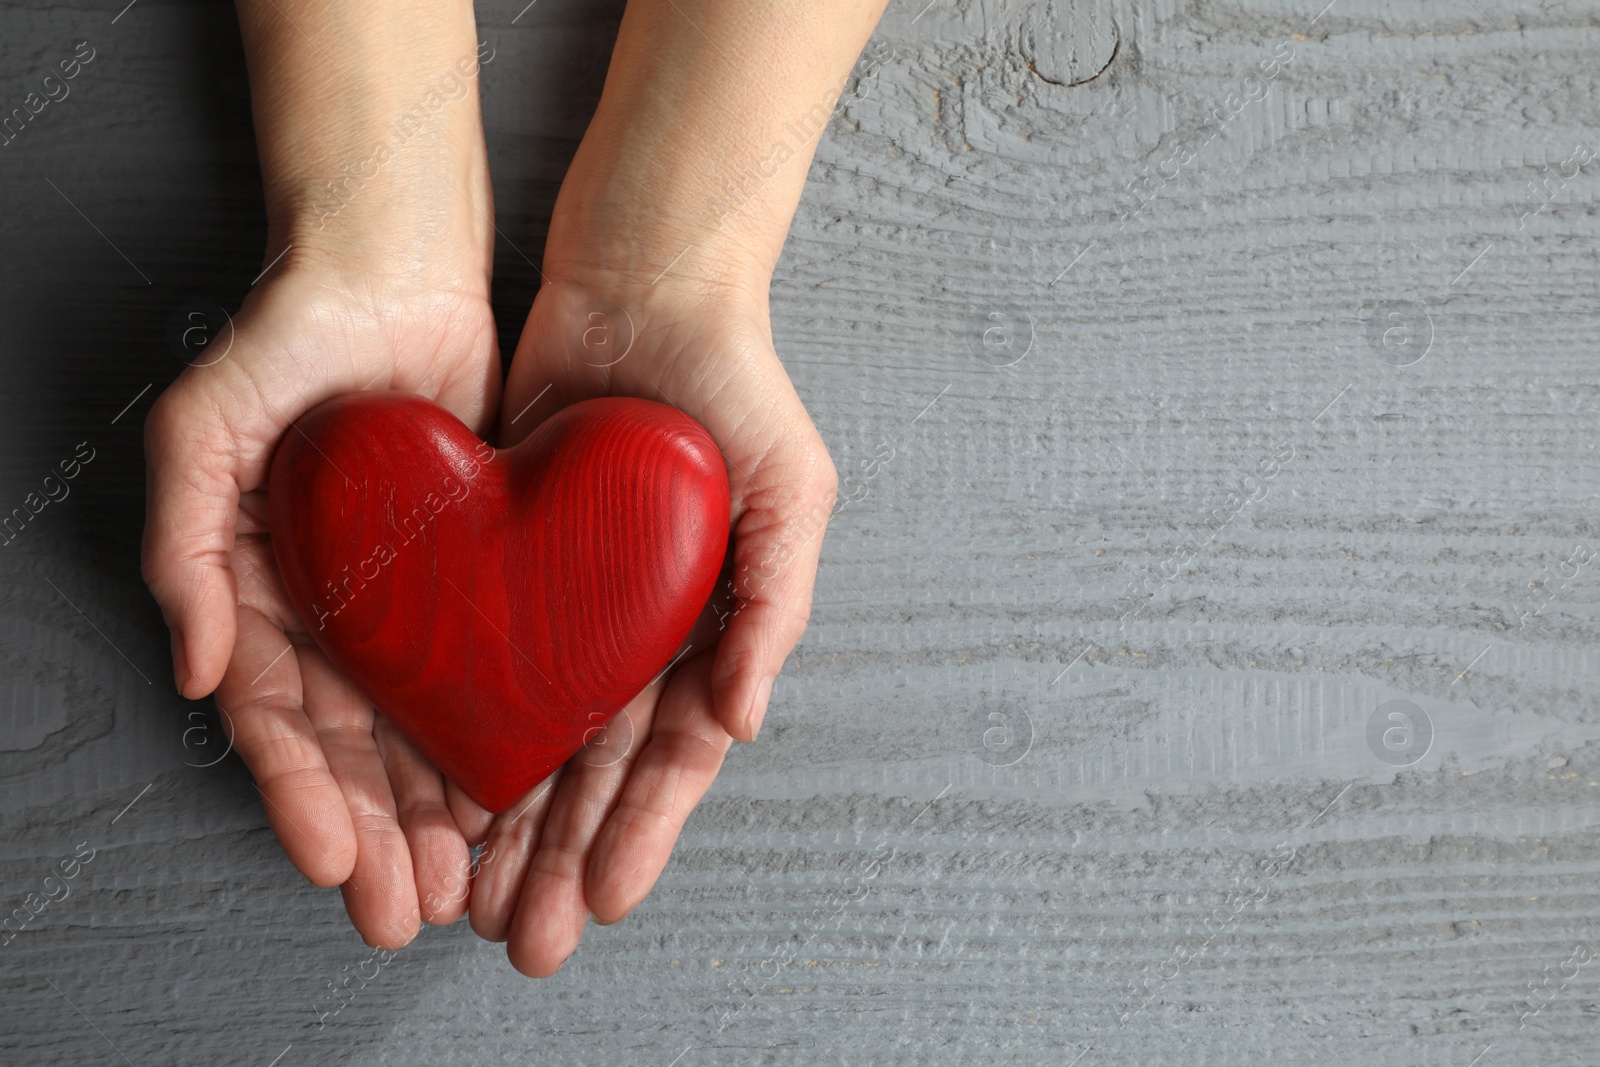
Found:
<box><xmin>3</xmin><ymin>0</ymin><xmax>1598</xmax><ymax>1063</ymax></box>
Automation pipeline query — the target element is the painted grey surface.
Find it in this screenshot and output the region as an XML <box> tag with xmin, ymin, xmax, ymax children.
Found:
<box><xmin>2</xmin><ymin>0</ymin><xmax>1598</xmax><ymax>1063</ymax></box>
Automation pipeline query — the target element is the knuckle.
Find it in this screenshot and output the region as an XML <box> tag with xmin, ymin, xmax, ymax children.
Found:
<box><xmin>254</xmin><ymin>760</ymin><xmax>332</xmax><ymax>810</ymax></box>
<box><xmin>142</xmin><ymin>387</ymin><xmax>172</xmax><ymax>440</ymax></box>
<box><xmin>798</xmin><ymin>435</ymin><xmax>839</xmax><ymax>508</ymax></box>
<box><xmin>812</xmin><ymin>461</ymin><xmax>839</xmax><ymax>506</ymax></box>
<box><xmin>145</xmin><ymin>379</ymin><xmax>235</xmax><ymax>471</ymax></box>
<box><xmin>813</xmin><ymin>444</ymin><xmax>839</xmax><ymax>489</ymax></box>
<box><xmin>143</xmin><ymin>385</ymin><xmax>188</xmax><ymax>458</ymax></box>
<box><xmin>348</xmin><ymin>808</ymin><xmax>403</xmax><ymax>841</ymax></box>
<box><xmin>138</xmin><ymin>536</ymin><xmax>163</xmax><ymax>590</ymax></box>
<box><xmin>652</xmin><ymin>726</ymin><xmax>725</xmax><ymax>775</ymax></box>
<box><xmin>783</xmin><ymin>604</ymin><xmax>813</xmax><ymax>644</ymax></box>
<box><xmin>395</xmin><ymin>796</ymin><xmax>453</xmax><ymax>833</ymax></box>
<box><xmin>225</xmin><ymin>686</ymin><xmax>302</xmax><ymax>740</ymax></box>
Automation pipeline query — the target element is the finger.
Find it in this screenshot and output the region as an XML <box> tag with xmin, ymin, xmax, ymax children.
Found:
<box><xmin>142</xmin><ymin>378</ymin><xmax>245</xmax><ymax>698</ymax></box>
<box><xmin>504</xmin><ymin>689</ymin><xmax>660</xmax><ymax>977</ymax></box>
<box><xmin>215</xmin><ymin>605</ymin><xmax>355</xmax><ymax>888</ymax></box>
<box><xmin>445</xmin><ymin>780</ymin><xmax>495</xmax><ymax>847</ymax></box>
<box><xmin>297</xmin><ymin>648</ymin><xmax>422</xmax><ymax>950</ymax></box>
<box><xmin>374</xmin><ymin>720</ymin><xmax>472</xmax><ymax>926</ymax></box>
<box><xmin>586</xmin><ymin>654</ymin><xmax>732</xmax><ymax>923</ymax></box>
<box><xmin>712</xmin><ymin>420</ymin><xmax>837</xmax><ymax>741</ymax></box>
<box><xmin>468</xmin><ymin>771</ymin><xmax>563</xmax><ymax>944</ymax></box>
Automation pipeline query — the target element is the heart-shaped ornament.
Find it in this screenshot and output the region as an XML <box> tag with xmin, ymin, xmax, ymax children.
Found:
<box><xmin>267</xmin><ymin>393</ymin><xmax>730</xmax><ymax>812</ymax></box>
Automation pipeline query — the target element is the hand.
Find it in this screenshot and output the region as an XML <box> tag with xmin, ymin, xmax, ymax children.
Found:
<box><xmin>143</xmin><ymin>260</ymin><xmax>501</xmax><ymax>948</ymax></box>
<box><xmin>455</xmin><ymin>0</ymin><xmax>885</xmax><ymax>975</ymax></box>
<box><xmin>143</xmin><ymin>0</ymin><xmax>501</xmax><ymax>949</ymax></box>
<box><xmin>462</xmin><ymin>266</ymin><xmax>838</xmax><ymax>977</ymax></box>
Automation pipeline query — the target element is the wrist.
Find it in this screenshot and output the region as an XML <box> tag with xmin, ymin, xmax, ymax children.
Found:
<box><xmin>264</xmin><ymin>121</ymin><xmax>495</xmax><ymax>301</ymax></box>
<box><xmin>237</xmin><ymin>1</ymin><xmax>495</xmax><ymax>295</ymax></box>
<box><xmin>537</xmin><ymin>0</ymin><xmax>888</xmax><ymax>300</ymax></box>
<box><xmin>542</xmin><ymin>145</ymin><xmax>781</xmax><ymax>300</ymax></box>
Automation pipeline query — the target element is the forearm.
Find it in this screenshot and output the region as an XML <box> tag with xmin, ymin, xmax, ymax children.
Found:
<box><xmin>546</xmin><ymin>0</ymin><xmax>891</xmax><ymax>290</ymax></box>
<box><xmin>233</xmin><ymin>0</ymin><xmax>494</xmax><ymax>287</ymax></box>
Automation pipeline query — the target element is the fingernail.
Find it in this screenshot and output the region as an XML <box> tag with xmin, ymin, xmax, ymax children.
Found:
<box><xmin>591</xmin><ymin>911</ymin><xmax>617</xmax><ymax>927</ymax></box>
<box><xmin>748</xmin><ymin>675</ymin><xmax>775</xmax><ymax>740</ymax></box>
<box><xmin>170</xmin><ymin>627</ymin><xmax>189</xmax><ymax>695</ymax></box>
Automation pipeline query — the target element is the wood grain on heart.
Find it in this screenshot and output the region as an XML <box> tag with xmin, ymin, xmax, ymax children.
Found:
<box><xmin>267</xmin><ymin>392</ymin><xmax>730</xmax><ymax>813</ymax></box>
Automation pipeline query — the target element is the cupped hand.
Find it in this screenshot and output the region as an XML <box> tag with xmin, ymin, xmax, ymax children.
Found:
<box><xmin>462</xmin><ymin>264</ymin><xmax>839</xmax><ymax>976</ymax></box>
<box><xmin>143</xmin><ymin>260</ymin><xmax>501</xmax><ymax>948</ymax></box>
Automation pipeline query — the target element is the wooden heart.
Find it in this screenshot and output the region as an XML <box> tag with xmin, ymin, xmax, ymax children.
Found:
<box><xmin>267</xmin><ymin>393</ymin><xmax>730</xmax><ymax>813</ymax></box>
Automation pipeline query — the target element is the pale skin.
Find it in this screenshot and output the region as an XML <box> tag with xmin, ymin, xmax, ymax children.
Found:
<box><xmin>142</xmin><ymin>0</ymin><xmax>888</xmax><ymax>975</ymax></box>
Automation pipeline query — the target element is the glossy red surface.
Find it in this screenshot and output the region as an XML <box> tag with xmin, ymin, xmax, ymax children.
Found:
<box><xmin>267</xmin><ymin>392</ymin><xmax>731</xmax><ymax>813</ymax></box>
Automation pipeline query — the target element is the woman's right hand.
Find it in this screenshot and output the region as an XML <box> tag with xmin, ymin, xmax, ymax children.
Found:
<box><xmin>144</xmin><ymin>258</ymin><xmax>502</xmax><ymax>947</ymax></box>
<box><xmin>142</xmin><ymin>0</ymin><xmax>502</xmax><ymax>948</ymax></box>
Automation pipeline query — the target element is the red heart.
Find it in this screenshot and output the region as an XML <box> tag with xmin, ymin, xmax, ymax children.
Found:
<box><xmin>267</xmin><ymin>393</ymin><xmax>730</xmax><ymax>813</ymax></box>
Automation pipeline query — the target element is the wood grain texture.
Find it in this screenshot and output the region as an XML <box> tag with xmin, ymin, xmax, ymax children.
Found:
<box><xmin>268</xmin><ymin>393</ymin><xmax>730</xmax><ymax>813</ymax></box>
<box><xmin>1</xmin><ymin>0</ymin><xmax>1599</xmax><ymax>1064</ymax></box>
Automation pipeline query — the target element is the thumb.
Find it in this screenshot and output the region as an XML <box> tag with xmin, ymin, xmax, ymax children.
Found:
<box><xmin>698</xmin><ymin>370</ymin><xmax>837</xmax><ymax>742</ymax></box>
<box><xmin>142</xmin><ymin>370</ymin><xmax>250</xmax><ymax>698</ymax></box>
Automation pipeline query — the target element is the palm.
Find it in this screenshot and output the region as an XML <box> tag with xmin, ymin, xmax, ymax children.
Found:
<box><xmin>146</xmin><ymin>268</ymin><xmax>501</xmax><ymax>947</ymax></box>
<box><xmin>463</xmin><ymin>277</ymin><xmax>836</xmax><ymax>975</ymax></box>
